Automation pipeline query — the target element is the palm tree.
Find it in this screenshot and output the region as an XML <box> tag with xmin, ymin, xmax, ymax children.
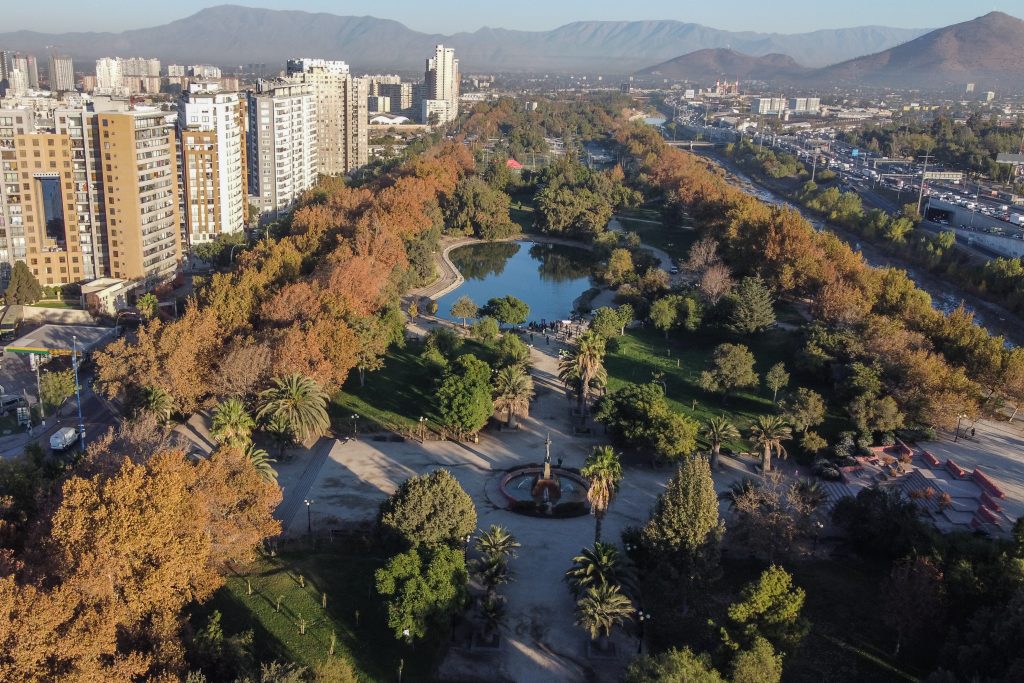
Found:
<box><xmin>476</xmin><ymin>525</ymin><xmax>521</xmax><ymax>564</ymax></box>
<box><xmin>211</xmin><ymin>397</ymin><xmax>256</xmax><ymax>448</ymax></box>
<box><xmin>140</xmin><ymin>385</ymin><xmax>174</xmax><ymax>423</ymax></box>
<box><xmin>564</xmin><ymin>542</ymin><xmax>634</xmax><ymax>597</ymax></box>
<box><xmin>257</xmin><ymin>374</ymin><xmax>330</xmax><ymax>445</ymax></box>
<box><xmin>492</xmin><ymin>366</ymin><xmax>535</xmax><ymax>428</ymax></box>
<box><xmin>575</xmin><ymin>583</ymin><xmax>635</xmax><ymax>650</ymax></box>
<box><xmin>479</xmin><ymin>593</ymin><xmax>506</xmax><ymax>642</ymax></box>
<box><xmin>558</xmin><ymin>331</ymin><xmax>607</xmax><ymax>415</ymax></box>
<box><xmin>749</xmin><ymin>414</ymin><xmax>792</xmax><ymax>474</ymax></box>
<box><xmin>580</xmin><ymin>445</ymin><xmax>623</xmax><ymax>543</ymax></box>
<box><xmin>243</xmin><ymin>443</ymin><xmax>278</xmax><ymax>484</ymax></box>
<box><xmin>702</xmin><ymin>415</ymin><xmax>740</xmax><ymax>472</ymax></box>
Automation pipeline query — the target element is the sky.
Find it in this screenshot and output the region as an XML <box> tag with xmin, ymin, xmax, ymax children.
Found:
<box><xmin>4</xmin><ymin>0</ymin><xmax>1023</xmax><ymax>34</ymax></box>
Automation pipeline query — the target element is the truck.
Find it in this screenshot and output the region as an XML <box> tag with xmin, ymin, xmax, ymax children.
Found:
<box><xmin>49</xmin><ymin>427</ymin><xmax>78</xmax><ymax>452</ymax></box>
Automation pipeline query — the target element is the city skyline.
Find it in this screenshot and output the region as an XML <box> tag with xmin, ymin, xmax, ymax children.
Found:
<box><xmin>2</xmin><ymin>0</ymin><xmax>1015</xmax><ymax>36</ymax></box>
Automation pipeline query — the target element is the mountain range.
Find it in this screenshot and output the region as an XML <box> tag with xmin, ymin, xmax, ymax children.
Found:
<box><xmin>640</xmin><ymin>12</ymin><xmax>1024</xmax><ymax>90</ymax></box>
<box><xmin>0</xmin><ymin>4</ymin><xmax>927</xmax><ymax>73</ymax></box>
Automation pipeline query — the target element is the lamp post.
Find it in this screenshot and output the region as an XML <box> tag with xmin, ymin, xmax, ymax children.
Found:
<box><xmin>229</xmin><ymin>243</ymin><xmax>244</xmax><ymax>264</ymax></box>
<box><xmin>72</xmin><ymin>335</ymin><xmax>85</xmax><ymax>450</ymax></box>
<box><xmin>636</xmin><ymin>610</ymin><xmax>651</xmax><ymax>653</ymax></box>
<box><xmin>304</xmin><ymin>499</ymin><xmax>313</xmax><ymax>535</ymax></box>
<box><xmin>419</xmin><ymin>416</ymin><xmax>426</xmax><ymax>442</ymax></box>
<box><xmin>954</xmin><ymin>413</ymin><xmax>968</xmax><ymax>442</ymax></box>
<box><xmin>351</xmin><ymin>413</ymin><xmax>359</xmax><ymax>439</ymax></box>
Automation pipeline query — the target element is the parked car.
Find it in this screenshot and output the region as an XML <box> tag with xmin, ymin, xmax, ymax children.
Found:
<box><xmin>49</xmin><ymin>427</ymin><xmax>78</xmax><ymax>452</ymax></box>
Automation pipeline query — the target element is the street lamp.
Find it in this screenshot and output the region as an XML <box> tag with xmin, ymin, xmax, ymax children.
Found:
<box><xmin>304</xmin><ymin>499</ymin><xmax>313</xmax><ymax>535</ymax></box>
<box><xmin>954</xmin><ymin>413</ymin><xmax>968</xmax><ymax>442</ymax></box>
<box><xmin>72</xmin><ymin>335</ymin><xmax>85</xmax><ymax>450</ymax></box>
<box><xmin>351</xmin><ymin>413</ymin><xmax>359</xmax><ymax>438</ymax></box>
<box><xmin>636</xmin><ymin>610</ymin><xmax>651</xmax><ymax>653</ymax></box>
<box><xmin>419</xmin><ymin>416</ymin><xmax>426</xmax><ymax>442</ymax></box>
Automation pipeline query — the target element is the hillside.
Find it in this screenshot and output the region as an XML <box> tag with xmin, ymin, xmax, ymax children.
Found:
<box><xmin>638</xmin><ymin>48</ymin><xmax>809</xmax><ymax>82</ymax></box>
<box><xmin>0</xmin><ymin>4</ymin><xmax>927</xmax><ymax>72</ymax></box>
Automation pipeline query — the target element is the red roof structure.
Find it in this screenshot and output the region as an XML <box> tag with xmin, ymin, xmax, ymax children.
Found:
<box><xmin>506</xmin><ymin>158</ymin><xmax>524</xmax><ymax>170</ymax></box>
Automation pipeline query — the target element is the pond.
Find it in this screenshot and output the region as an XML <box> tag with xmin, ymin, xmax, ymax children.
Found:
<box><xmin>435</xmin><ymin>240</ymin><xmax>597</xmax><ymax>325</ymax></box>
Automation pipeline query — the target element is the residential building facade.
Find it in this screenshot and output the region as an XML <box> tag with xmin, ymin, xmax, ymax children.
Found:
<box><xmin>285</xmin><ymin>58</ymin><xmax>367</xmax><ymax>175</ymax></box>
<box><xmin>422</xmin><ymin>44</ymin><xmax>459</xmax><ymax>124</ymax></box>
<box><xmin>48</xmin><ymin>54</ymin><xmax>74</xmax><ymax>92</ymax></box>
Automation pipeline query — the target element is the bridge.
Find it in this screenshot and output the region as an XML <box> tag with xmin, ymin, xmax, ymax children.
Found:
<box><xmin>664</xmin><ymin>140</ymin><xmax>727</xmax><ymax>150</ymax></box>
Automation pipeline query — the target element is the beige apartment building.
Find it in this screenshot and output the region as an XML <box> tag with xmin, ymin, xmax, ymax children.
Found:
<box><xmin>285</xmin><ymin>59</ymin><xmax>367</xmax><ymax>175</ymax></box>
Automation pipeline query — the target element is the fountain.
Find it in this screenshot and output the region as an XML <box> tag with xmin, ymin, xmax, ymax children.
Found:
<box><xmin>499</xmin><ymin>434</ymin><xmax>589</xmax><ymax>517</ymax></box>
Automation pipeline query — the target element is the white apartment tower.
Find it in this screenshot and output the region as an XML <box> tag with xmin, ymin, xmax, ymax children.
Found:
<box><xmin>246</xmin><ymin>80</ymin><xmax>318</xmax><ymax>216</ymax></box>
<box><xmin>95</xmin><ymin>58</ymin><xmax>124</xmax><ymax>94</ymax></box>
<box><xmin>285</xmin><ymin>58</ymin><xmax>367</xmax><ymax>175</ymax></box>
<box><xmin>48</xmin><ymin>55</ymin><xmax>74</xmax><ymax>92</ymax></box>
<box><xmin>422</xmin><ymin>44</ymin><xmax>459</xmax><ymax>124</ymax></box>
<box><xmin>178</xmin><ymin>83</ymin><xmax>247</xmax><ymax>247</ymax></box>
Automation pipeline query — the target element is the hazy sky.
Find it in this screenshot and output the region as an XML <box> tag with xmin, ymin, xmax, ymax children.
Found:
<box><xmin>5</xmin><ymin>1</ymin><xmax>1022</xmax><ymax>34</ymax></box>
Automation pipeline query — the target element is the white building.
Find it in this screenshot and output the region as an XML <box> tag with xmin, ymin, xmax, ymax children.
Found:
<box><xmin>178</xmin><ymin>82</ymin><xmax>247</xmax><ymax>246</ymax></box>
<box><xmin>423</xmin><ymin>44</ymin><xmax>459</xmax><ymax>124</ymax></box>
<box><xmin>7</xmin><ymin>69</ymin><xmax>29</xmax><ymax>96</ymax></box>
<box><xmin>95</xmin><ymin>58</ymin><xmax>124</xmax><ymax>94</ymax></box>
<box><xmin>190</xmin><ymin>64</ymin><xmax>222</xmax><ymax>80</ymax></box>
<box><xmin>787</xmin><ymin>97</ymin><xmax>821</xmax><ymax>114</ymax></box>
<box><xmin>168</xmin><ymin>65</ymin><xmax>186</xmax><ymax>78</ymax></box>
<box><xmin>751</xmin><ymin>97</ymin><xmax>786</xmax><ymax>115</ymax></box>
<box><xmin>48</xmin><ymin>55</ymin><xmax>74</xmax><ymax>92</ymax></box>
<box><xmin>285</xmin><ymin>58</ymin><xmax>367</xmax><ymax>175</ymax></box>
<box><xmin>246</xmin><ymin>80</ymin><xmax>318</xmax><ymax>216</ymax></box>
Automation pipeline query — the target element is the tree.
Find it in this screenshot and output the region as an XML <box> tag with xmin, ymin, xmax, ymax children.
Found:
<box><xmin>40</xmin><ymin>369</ymin><xmax>76</xmax><ymax>417</ymax></box>
<box><xmin>728</xmin><ymin>276</ymin><xmax>776</xmax><ymax>335</ymax></box>
<box><xmin>242</xmin><ymin>443</ymin><xmax>278</xmax><ymax>483</ymax></box>
<box><xmin>471</xmin><ymin>316</ymin><xmax>500</xmax><ymax>343</ymax></box>
<box><xmin>558</xmin><ymin>331</ymin><xmax>607</xmax><ymax>414</ymax></box>
<box><xmin>883</xmin><ymin>555</ymin><xmax>946</xmax><ymax>657</ymax></box>
<box><xmin>437</xmin><ymin>354</ymin><xmax>493</xmax><ymax>438</ymax></box>
<box><xmin>140</xmin><ymin>385</ymin><xmax>174</xmax><ymax>423</ymax></box>
<box><xmin>590</xmin><ymin>305</ymin><xmax>633</xmax><ymax>339</ymax></box>
<box><xmin>137</xmin><ymin>292</ymin><xmax>159</xmax><ymax>320</ymax></box>
<box><xmin>375</xmin><ymin>545</ymin><xmax>468</xmax><ymax>641</ymax></box>
<box><xmin>575</xmin><ymin>583</ymin><xmax>634</xmax><ymax>647</ymax></box>
<box><xmin>699</xmin><ymin>263</ymin><xmax>734</xmax><ymax>305</ymax></box>
<box><xmin>450</xmin><ymin>295</ymin><xmax>479</xmax><ymax>328</ymax></box>
<box><xmin>596</xmin><ymin>382</ymin><xmax>698</xmax><ymax>458</ymax></box>
<box><xmin>444</xmin><ymin>175</ymin><xmax>517</xmax><ymax>239</ymax></box>
<box><xmin>4</xmin><ymin>260</ymin><xmax>42</xmax><ymax>305</ymax></box>
<box><xmin>781</xmin><ymin>388</ymin><xmax>825</xmax><ymax>434</ymax></box>
<box><xmin>211</xmin><ymin>397</ymin><xmax>256</xmax><ymax>448</ymax></box>
<box><xmin>698</xmin><ymin>343</ymin><xmax>759</xmax><ymax>403</ymax></box>
<box><xmin>495</xmin><ymin>333</ymin><xmax>530</xmax><ymax>369</ymax></box>
<box><xmin>564</xmin><ymin>542</ymin><xmax>633</xmax><ymax>598</ymax></box>
<box><xmin>491</xmin><ymin>365</ymin><xmax>534</xmax><ymax>428</ymax></box>
<box><xmin>702</xmin><ymin>416</ymin><xmax>739</xmax><ymax>472</ymax></box>
<box><xmin>649</xmin><ymin>297</ymin><xmax>677</xmax><ymax>338</ymax></box>
<box><xmin>474</xmin><ymin>525</ymin><xmax>520</xmax><ymax>598</ymax></box>
<box><xmin>731</xmin><ymin>637</ymin><xmax>783</xmax><ymax>683</ymax></box>
<box><xmin>378</xmin><ymin>469</ymin><xmax>477</xmax><ymax>547</ymax></box>
<box><xmin>722</xmin><ymin>565</ymin><xmax>807</xmax><ymax>652</ymax></box>
<box><xmin>625</xmin><ymin>648</ymin><xmax>725</xmax><ymax>683</ymax></box>
<box><xmin>580</xmin><ymin>445</ymin><xmax>623</xmax><ymax>543</ymax></box>
<box><xmin>800</xmin><ymin>431</ymin><xmax>827</xmax><ymax>455</ymax></box>
<box><xmin>606</xmin><ymin>248</ymin><xmax>635</xmax><ymax>286</ymax></box>
<box><xmin>351</xmin><ymin>315</ymin><xmax>391</xmax><ymax>387</ymax></box>
<box><xmin>481</xmin><ymin>295</ymin><xmax>529</xmax><ymax>327</ymax></box>
<box><xmin>256</xmin><ymin>374</ymin><xmax>330</xmax><ymax>445</ymax></box>
<box><xmin>749</xmin><ymin>415</ymin><xmax>791</xmax><ymax>473</ymax></box>
<box><xmin>764</xmin><ymin>363</ymin><xmax>789</xmax><ymax>403</ymax></box>
<box><xmin>849</xmin><ymin>394</ymin><xmax>904</xmax><ymax>434</ymax></box>
<box><xmin>407</xmin><ymin>299</ymin><xmax>419</xmax><ymax>321</ymax></box>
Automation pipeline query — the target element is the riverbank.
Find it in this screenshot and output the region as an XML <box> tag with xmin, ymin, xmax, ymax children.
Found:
<box><xmin>698</xmin><ymin>150</ymin><xmax>1024</xmax><ymax>346</ymax></box>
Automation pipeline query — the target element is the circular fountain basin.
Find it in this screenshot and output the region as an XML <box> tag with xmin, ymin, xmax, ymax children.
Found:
<box><xmin>499</xmin><ymin>466</ymin><xmax>590</xmax><ymax>517</ymax></box>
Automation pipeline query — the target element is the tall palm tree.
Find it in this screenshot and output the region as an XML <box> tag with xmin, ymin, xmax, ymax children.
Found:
<box><xmin>140</xmin><ymin>385</ymin><xmax>174</xmax><ymax>424</ymax></box>
<box><xmin>211</xmin><ymin>397</ymin><xmax>256</xmax><ymax>448</ymax></box>
<box><xmin>580</xmin><ymin>445</ymin><xmax>623</xmax><ymax>543</ymax></box>
<box><xmin>749</xmin><ymin>414</ymin><xmax>792</xmax><ymax>474</ymax></box>
<box><xmin>476</xmin><ymin>525</ymin><xmax>521</xmax><ymax>564</ymax></box>
<box><xmin>575</xmin><ymin>583</ymin><xmax>635</xmax><ymax>649</ymax></box>
<box><xmin>243</xmin><ymin>443</ymin><xmax>278</xmax><ymax>484</ymax></box>
<box><xmin>702</xmin><ymin>415</ymin><xmax>740</xmax><ymax>472</ymax></box>
<box><xmin>564</xmin><ymin>542</ymin><xmax>634</xmax><ymax>597</ymax></box>
<box><xmin>492</xmin><ymin>366</ymin><xmax>535</xmax><ymax>428</ymax></box>
<box><xmin>257</xmin><ymin>374</ymin><xmax>330</xmax><ymax>445</ymax></box>
<box><xmin>558</xmin><ymin>331</ymin><xmax>607</xmax><ymax>415</ymax></box>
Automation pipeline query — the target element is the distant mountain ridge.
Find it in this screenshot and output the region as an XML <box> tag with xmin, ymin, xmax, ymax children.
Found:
<box><xmin>638</xmin><ymin>49</ymin><xmax>810</xmax><ymax>82</ymax></box>
<box><xmin>0</xmin><ymin>4</ymin><xmax>927</xmax><ymax>73</ymax></box>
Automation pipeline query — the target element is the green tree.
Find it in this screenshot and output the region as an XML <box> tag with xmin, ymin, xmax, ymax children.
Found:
<box><xmin>764</xmin><ymin>363</ymin><xmax>789</xmax><ymax>403</ymax></box>
<box><xmin>596</xmin><ymin>382</ymin><xmax>698</xmax><ymax>458</ymax></box>
<box><xmin>436</xmin><ymin>354</ymin><xmax>494</xmax><ymax>438</ymax></box>
<box><xmin>256</xmin><ymin>374</ymin><xmax>330</xmax><ymax>445</ymax></box>
<box><xmin>474</xmin><ymin>525</ymin><xmax>520</xmax><ymax>597</ymax></box>
<box><xmin>378</xmin><ymin>469</ymin><xmax>477</xmax><ymax>547</ymax></box>
<box><xmin>606</xmin><ymin>248</ymin><xmax>635</xmax><ymax>286</ymax></box>
<box><xmin>375</xmin><ymin>545</ymin><xmax>468</xmax><ymax>641</ymax></box>
<box><xmin>649</xmin><ymin>297</ymin><xmax>677</xmax><ymax>338</ymax></box>
<box><xmin>450</xmin><ymin>295</ymin><xmax>479</xmax><ymax>328</ymax></box>
<box><xmin>492</xmin><ymin>365</ymin><xmax>534</xmax><ymax>428</ymax></box>
<box><xmin>444</xmin><ymin>175</ymin><xmax>518</xmax><ymax>239</ymax></box>
<box><xmin>4</xmin><ymin>260</ymin><xmax>42</xmax><ymax>305</ymax></box>
<box><xmin>749</xmin><ymin>415</ymin><xmax>791</xmax><ymax>474</ymax></box>
<box><xmin>590</xmin><ymin>305</ymin><xmax>633</xmax><ymax>339</ymax></box>
<box><xmin>558</xmin><ymin>331</ymin><xmax>607</xmax><ymax>414</ymax></box>
<box><xmin>242</xmin><ymin>442</ymin><xmax>278</xmax><ymax>483</ymax></box>
<box><xmin>137</xmin><ymin>292</ymin><xmax>159</xmax><ymax>320</ymax></box>
<box><xmin>481</xmin><ymin>295</ymin><xmax>529</xmax><ymax>327</ymax></box>
<box><xmin>564</xmin><ymin>542</ymin><xmax>633</xmax><ymax>598</ymax></box>
<box><xmin>211</xmin><ymin>397</ymin><xmax>256</xmax><ymax>448</ymax></box>
<box><xmin>882</xmin><ymin>555</ymin><xmax>946</xmax><ymax>657</ymax></box>
<box><xmin>580</xmin><ymin>445</ymin><xmax>623</xmax><ymax>543</ymax></box>
<box><xmin>642</xmin><ymin>455</ymin><xmax>722</xmax><ymax>559</ymax></box>
<box><xmin>575</xmin><ymin>583</ymin><xmax>634</xmax><ymax>647</ymax></box>
<box><xmin>781</xmin><ymin>388</ymin><xmax>825</xmax><ymax>434</ymax></box>
<box><xmin>140</xmin><ymin>385</ymin><xmax>174</xmax><ymax>423</ymax></box>
<box><xmin>625</xmin><ymin>647</ymin><xmax>725</xmax><ymax>683</ymax></box>
<box><xmin>728</xmin><ymin>276</ymin><xmax>776</xmax><ymax>335</ymax></box>
<box><xmin>40</xmin><ymin>369</ymin><xmax>76</xmax><ymax>417</ymax></box>
<box><xmin>800</xmin><ymin>431</ymin><xmax>828</xmax><ymax>455</ymax></box>
<box><xmin>722</xmin><ymin>565</ymin><xmax>807</xmax><ymax>652</ymax></box>
<box><xmin>731</xmin><ymin>637</ymin><xmax>783</xmax><ymax>683</ymax></box>
<box><xmin>698</xmin><ymin>343</ymin><xmax>759</xmax><ymax>403</ymax></box>
<box><xmin>702</xmin><ymin>416</ymin><xmax>739</xmax><ymax>472</ymax></box>
<box><xmin>471</xmin><ymin>316</ymin><xmax>500</xmax><ymax>343</ymax></box>
<box><xmin>495</xmin><ymin>333</ymin><xmax>530</xmax><ymax>369</ymax></box>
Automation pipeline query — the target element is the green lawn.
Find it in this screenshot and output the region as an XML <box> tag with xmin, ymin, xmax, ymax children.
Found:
<box><xmin>196</xmin><ymin>547</ymin><xmax>446</xmax><ymax>681</ymax></box>
<box><xmin>30</xmin><ymin>298</ymin><xmax>80</xmax><ymax>310</ymax></box>
<box><xmin>510</xmin><ymin>195</ymin><xmax>538</xmax><ymax>234</ymax></box>
<box><xmin>613</xmin><ymin>214</ymin><xmax>697</xmax><ymax>262</ymax></box>
<box><xmin>604</xmin><ymin>325</ymin><xmax>850</xmax><ymax>453</ymax></box>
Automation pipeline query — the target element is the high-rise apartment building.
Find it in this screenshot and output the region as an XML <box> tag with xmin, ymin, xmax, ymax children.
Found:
<box><xmin>167</xmin><ymin>65</ymin><xmax>187</xmax><ymax>78</ymax></box>
<box><xmin>178</xmin><ymin>83</ymin><xmax>247</xmax><ymax>247</ymax></box>
<box><xmin>95</xmin><ymin>58</ymin><xmax>124</xmax><ymax>94</ymax></box>
<box><xmin>12</xmin><ymin>55</ymin><xmax>39</xmax><ymax>89</ymax></box>
<box><xmin>94</xmin><ymin>57</ymin><xmax>160</xmax><ymax>95</ymax></box>
<box><xmin>246</xmin><ymin>80</ymin><xmax>318</xmax><ymax>216</ymax></box>
<box><xmin>751</xmin><ymin>97</ymin><xmax>786</xmax><ymax>115</ymax></box>
<box><xmin>7</xmin><ymin>69</ymin><xmax>29</xmax><ymax>97</ymax></box>
<box><xmin>48</xmin><ymin>55</ymin><xmax>74</xmax><ymax>92</ymax></box>
<box><xmin>422</xmin><ymin>45</ymin><xmax>459</xmax><ymax>124</ymax></box>
<box><xmin>285</xmin><ymin>58</ymin><xmax>367</xmax><ymax>175</ymax></box>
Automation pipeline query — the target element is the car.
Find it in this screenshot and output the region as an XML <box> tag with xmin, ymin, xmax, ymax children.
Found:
<box><xmin>669</xmin><ymin>267</ymin><xmax>679</xmax><ymax>275</ymax></box>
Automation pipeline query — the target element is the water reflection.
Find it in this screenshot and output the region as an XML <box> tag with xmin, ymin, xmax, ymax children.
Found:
<box><xmin>530</xmin><ymin>243</ymin><xmax>596</xmax><ymax>282</ymax></box>
<box><xmin>451</xmin><ymin>241</ymin><xmax>521</xmax><ymax>280</ymax></box>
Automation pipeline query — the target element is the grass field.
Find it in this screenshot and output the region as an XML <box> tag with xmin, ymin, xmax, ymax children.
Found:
<box><xmin>30</xmin><ymin>298</ymin><xmax>80</xmax><ymax>310</ymax></box>
<box><xmin>613</xmin><ymin>210</ymin><xmax>698</xmax><ymax>262</ymax></box>
<box><xmin>197</xmin><ymin>547</ymin><xmax>445</xmax><ymax>681</ymax></box>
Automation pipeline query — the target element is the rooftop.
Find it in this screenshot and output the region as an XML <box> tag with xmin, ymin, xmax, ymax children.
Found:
<box><xmin>4</xmin><ymin>324</ymin><xmax>116</xmax><ymax>356</ymax></box>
